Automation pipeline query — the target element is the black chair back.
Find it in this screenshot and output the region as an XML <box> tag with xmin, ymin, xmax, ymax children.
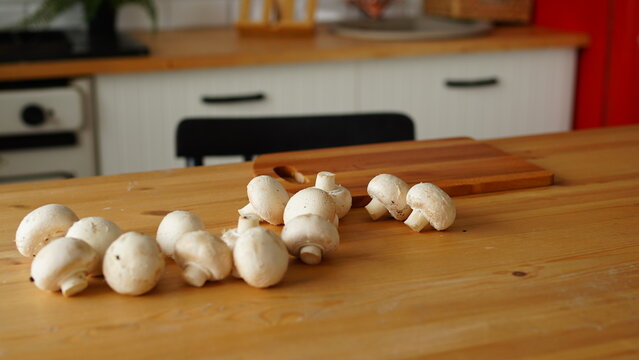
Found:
<box><xmin>176</xmin><ymin>113</ymin><xmax>415</xmax><ymax>166</ymax></box>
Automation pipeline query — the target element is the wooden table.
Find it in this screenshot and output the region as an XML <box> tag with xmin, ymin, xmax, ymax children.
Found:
<box><xmin>1</xmin><ymin>125</ymin><xmax>638</xmax><ymax>358</ymax></box>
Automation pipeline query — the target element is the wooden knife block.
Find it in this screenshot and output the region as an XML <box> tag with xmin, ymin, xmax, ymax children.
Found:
<box><xmin>236</xmin><ymin>0</ymin><xmax>317</xmax><ymax>36</ymax></box>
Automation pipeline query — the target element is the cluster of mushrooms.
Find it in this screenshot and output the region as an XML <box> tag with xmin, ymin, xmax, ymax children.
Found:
<box><xmin>14</xmin><ymin>171</ymin><xmax>455</xmax><ymax>297</ymax></box>
<box><xmin>366</xmin><ymin>174</ymin><xmax>457</xmax><ymax>232</ymax></box>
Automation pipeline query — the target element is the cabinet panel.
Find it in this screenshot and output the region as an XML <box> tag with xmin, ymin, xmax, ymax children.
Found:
<box><xmin>96</xmin><ymin>49</ymin><xmax>577</xmax><ymax>176</ymax></box>
<box><xmin>357</xmin><ymin>49</ymin><xmax>576</xmax><ymax>140</ymax></box>
<box><xmin>96</xmin><ymin>62</ymin><xmax>357</xmax><ymax>175</ymax></box>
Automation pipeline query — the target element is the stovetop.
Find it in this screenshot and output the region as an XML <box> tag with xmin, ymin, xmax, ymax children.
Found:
<box><xmin>0</xmin><ymin>30</ymin><xmax>149</xmax><ymax>63</ymax></box>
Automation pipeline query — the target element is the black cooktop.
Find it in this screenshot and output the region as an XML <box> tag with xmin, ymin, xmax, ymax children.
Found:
<box><xmin>0</xmin><ymin>30</ymin><xmax>149</xmax><ymax>63</ymax></box>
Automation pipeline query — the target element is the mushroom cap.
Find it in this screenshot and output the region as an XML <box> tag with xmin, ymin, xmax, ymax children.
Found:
<box><xmin>156</xmin><ymin>210</ymin><xmax>205</xmax><ymax>258</ymax></box>
<box><xmin>103</xmin><ymin>232</ymin><xmax>165</xmax><ymax>296</ymax></box>
<box><xmin>15</xmin><ymin>204</ymin><xmax>79</xmax><ymax>257</ymax></box>
<box><xmin>31</xmin><ymin>237</ymin><xmax>98</xmax><ymax>295</ymax></box>
<box><xmin>281</xmin><ymin>214</ymin><xmax>340</xmax><ymax>257</ymax></box>
<box><xmin>245</xmin><ymin>175</ymin><xmax>290</xmax><ymax>225</ymax></box>
<box><xmin>325</xmin><ymin>187</ymin><xmax>352</xmax><ymax>219</ymax></box>
<box><xmin>406</xmin><ymin>183</ymin><xmax>456</xmax><ymax>231</ymax></box>
<box><xmin>222</xmin><ymin>215</ymin><xmax>260</xmax><ymax>279</ymax></box>
<box><xmin>283</xmin><ymin>187</ymin><xmax>337</xmax><ymax>225</ymax></box>
<box><xmin>66</xmin><ymin>217</ymin><xmax>122</xmax><ymax>275</ymax></box>
<box><xmin>175</xmin><ymin>230</ymin><xmax>232</xmax><ymax>284</ymax></box>
<box><xmin>367</xmin><ymin>174</ymin><xmax>412</xmax><ymax>221</ymax></box>
<box><xmin>233</xmin><ymin>227</ymin><xmax>289</xmax><ymax>288</ymax></box>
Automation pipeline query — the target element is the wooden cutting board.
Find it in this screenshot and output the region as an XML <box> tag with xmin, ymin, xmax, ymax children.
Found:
<box><xmin>253</xmin><ymin>137</ymin><xmax>553</xmax><ymax>207</ymax></box>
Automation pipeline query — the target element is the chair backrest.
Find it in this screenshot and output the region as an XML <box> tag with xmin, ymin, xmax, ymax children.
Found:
<box><xmin>176</xmin><ymin>112</ymin><xmax>415</xmax><ymax>166</ymax></box>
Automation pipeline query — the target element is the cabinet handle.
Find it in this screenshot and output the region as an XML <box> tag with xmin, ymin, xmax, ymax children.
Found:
<box><xmin>202</xmin><ymin>93</ymin><xmax>266</xmax><ymax>104</ymax></box>
<box><xmin>445</xmin><ymin>78</ymin><xmax>499</xmax><ymax>88</ymax></box>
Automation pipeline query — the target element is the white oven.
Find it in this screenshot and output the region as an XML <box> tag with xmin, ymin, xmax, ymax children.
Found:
<box><xmin>0</xmin><ymin>78</ymin><xmax>97</xmax><ymax>183</ymax></box>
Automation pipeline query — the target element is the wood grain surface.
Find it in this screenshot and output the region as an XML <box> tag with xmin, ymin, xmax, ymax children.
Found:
<box><xmin>1</xmin><ymin>125</ymin><xmax>638</xmax><ymax>359</ymax></box>
<box><xmin>253</xmin><ymin>136</ymin><xmax>554</xmax><ymax>206</ymax></box>
<box><xmin>0</xmin><ymin>26</ymin><xmax>588</xmax><ymax>82</ymax></box>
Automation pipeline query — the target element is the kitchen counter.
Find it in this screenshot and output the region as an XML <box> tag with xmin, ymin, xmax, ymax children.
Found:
<box><xmin>0</xmin><ymin>25</ymin><xmax>588</xmax><ymax>82</ymax></box>
<box><xmin>1</xmin><ymin>125</ymin><xmax>638</xmax><ymax>358</ymax></box>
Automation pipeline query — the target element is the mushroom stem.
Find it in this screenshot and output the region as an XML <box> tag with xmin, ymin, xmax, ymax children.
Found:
<box><xmin>299</xmin><ymin>245</ymin><xmax>322</xmax><ymax>265</ymax></box>
<box><xmin>404</xmin><ymin>210</ymin><xmax>430</xmax><ymax>232</ymax></box>
<box><xmin>183</xmin><ymin>264</ymin><xmax>208</xmax><ymax>287</ymax></box>
<box><xmin>60</xmin><ymin>272</ymin><xmax>89</xmax><ymax>297</ymax></box>
<box><xmin>365</xmin><ymin>198</ymin><xmax>388</xmax><ymax>220</ymax></box>
<box><xmin>238</xmin><ymin>203</ymin><xmax>258</xmax><ymax>217</ymax></box>
<box><xmin>315</xmin><ymin>172</ymin><xmax>337</xmax><ymax>191</ymax></box>
<box><xmin>237</xmin><ymin>215</ymin><xmax>260</xmax><ymax>233</ymax></box>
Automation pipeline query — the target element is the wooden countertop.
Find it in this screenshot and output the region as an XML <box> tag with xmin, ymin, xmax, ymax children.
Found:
<box><xmin>0</xmin><ymin>25</ymin><xmax>588</xmax><ymax>82</ymax></box>
<box><xmin>1</xmin><ymin>125</ymin><xmax>638</xmax><ymax>358</ymax></box>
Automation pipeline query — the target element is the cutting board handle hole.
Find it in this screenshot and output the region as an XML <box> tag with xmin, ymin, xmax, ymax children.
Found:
<box><xmin>274</xmin><ymin>166</ymin><xmax>308</xmax><ymax>184</ymax></box>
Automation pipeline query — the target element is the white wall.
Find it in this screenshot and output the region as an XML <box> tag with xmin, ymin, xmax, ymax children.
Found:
<box><xmin>0</xmin><ymin>0</ymin><xmax>423</xmax><ymax>31</ymax></box>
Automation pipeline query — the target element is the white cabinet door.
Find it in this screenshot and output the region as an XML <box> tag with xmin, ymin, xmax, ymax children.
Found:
<box><xmin>357</xmin><ymin>49</ymin><xmax>577</xmax><ymax>140</ymax></box>
<box><xmin>96</xmin><ymin>48</ymin><xmax>577</xmax><ymax>176</ymax></box>
<box><xmin>96</xmin><ymin>61</ymin><xmax>357</xmax><ymax>175</ymax></box>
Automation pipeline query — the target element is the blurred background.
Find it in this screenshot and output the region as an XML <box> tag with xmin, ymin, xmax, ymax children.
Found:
<box><xmin>0</xmin><ymin>0</ymin><xmax>637</xmax><ymax>182</ymax></box>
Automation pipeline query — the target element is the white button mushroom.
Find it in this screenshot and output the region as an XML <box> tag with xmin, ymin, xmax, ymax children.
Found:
<box><xmin>103</xmin><ymin>232</ymin><xmax>166</xmax><ymax>296</ymax></box>
<box><xmin>156</xmin><ymin>210</ymin><xmax>205</xmax><ymax>258</ymax></box>
<box><xmin>233</xmin><ymin>227</ymin><xmax>289</xmax><ymax>288</ymax></box>
<box><xmin>404</xmin><ymin>182</ymin><xmax>456</xmax><ymax>232</ymax></box>
<box><xmin>66</xmin><ymin>217</ymin><xmax>122</xmax><ymax>275</ymax></box>
<box><xmin>15</xmin><ymin>204</ymin><xmax>79</xmax><ymax>257</ymax></box>
<box><xmin>314</xmin><ymin>171</ymin><xmax>352</xmax><ymax>219</ymax></box>
<box><xmin>281</xmin><ymin>214</ymin><xmax>339</xmax><ymax>265</ymax></box>
<box><xmin>221</xmin><ymin>214</ymin><xmax>261</xmax><ymax>250</ymax></box>
<box><xmin>283</xmin><ymin>187</ymin><xmax>338</xmax><ymax>227</ymax></box>
<box><xmin>365</xmin><ymin>174</ymin><xmax>412</xmax><ymax>221</ymax></box>
<box><xmin>30</xmin><ymin>237</ymin><xmax>98</xmax><ymax>297</ymax></box>
<box><xmin>221</xmin><ymin>214</ymin><xmax>261</xmax><ymax>278</ymax></box>
<box><xmin>174</xmin><ymin>230</ymin><xmax>232</xmax><ymax>287</ymax></box>
<box><xmin>238</xmin><ymin>175</ymin><xmax>290</xmax><ymax>225</ymax></box>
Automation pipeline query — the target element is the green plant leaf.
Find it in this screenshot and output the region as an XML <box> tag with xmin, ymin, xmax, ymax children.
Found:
<box><xmin>17</xmin><ymin>0</ymin><xmax>79</xmax><ymax>29</ymax></box>
<box><xmin>10</xmin><ymin>0</ymin><xmax>157</xmax><ymax>31</ymax></box>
